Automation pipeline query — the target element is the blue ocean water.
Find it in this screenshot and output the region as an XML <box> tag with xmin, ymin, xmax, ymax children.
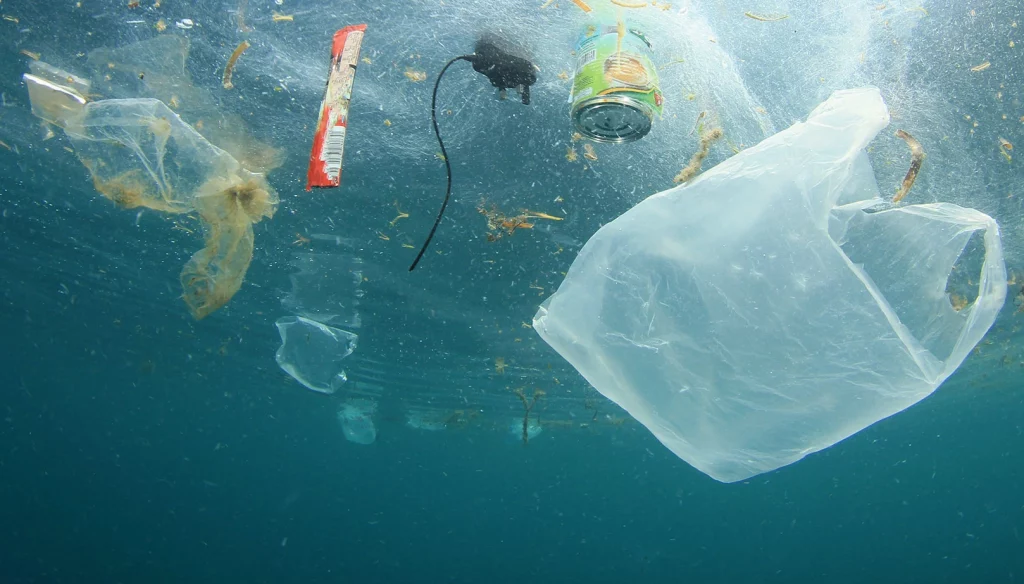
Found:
<box><xmin>1</xmin><ymin>1</ymin><xmax>1023</xmax><ymax>583</ymax></box>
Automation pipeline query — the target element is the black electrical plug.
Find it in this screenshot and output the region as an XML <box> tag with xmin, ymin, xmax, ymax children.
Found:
<box><xmin>408</xmin><ymin>40</ymin><xmax>539</xmax><ymax>271</ymax></box>
<box><xmin>469</xmin><ymin>40</ymin><xmax>537</xmax><ymax>105</ymax></box>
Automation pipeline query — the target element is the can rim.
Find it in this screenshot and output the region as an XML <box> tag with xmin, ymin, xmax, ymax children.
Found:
<box><xmin>572</xmin><ymin>96</ymin><xmax>654</xmax><ymax>144</ymax></box>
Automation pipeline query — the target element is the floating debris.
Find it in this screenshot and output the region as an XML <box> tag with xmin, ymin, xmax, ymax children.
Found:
<box><xmin>673</xmin><ymin>127</ymin><xmax>723</xmax><ymax>184</ymax></box>
<box><xmin>688</xmin><ymin>110</ymin><xmax>706</xmax><ymax>136</ymax></box>
<box><xmin>235</xmin><ymin>0</ymin><xmax>252</xmax><ymax>32</ymax></box>
<box><xmin>478</xmin><ymin>201</ymin><xmax>563</xmax><ymax>242</ymax></box>
<box><xmin>571</xmin><ymin>0</ymin><xmax>592</xmax><ymax>12</ymax></box>
<box><xmin>305</xmin><ymin>25</ymin><xmax>366</xmax><ymax>189</ymax></box>
<box><xmin>404</xmin><ymin>68</ymin><xmax>427</xmax><ymax>82</ymax></box>
<box><xmin>513</xmin><ymin>387</ymin><xmax>545</xmax><ymax>445</ymax></box>
<box><xmin>744</xmin><ymin>12</ymin><xmax>789</xmax><ymax>21</ymax></box>
<box><xmin>892</xmin><ymin>129</ymin><xmax>925</xmax><ymax>203</ymax></box>
<box><xmin>389</xmin><ymin>201</ymin><xmax>409</xmax><ymax>226</ymax></box>
<box><xmin>970</xmin><ymin>61</ymin><xmax>991</xmax><ymax>72</ymax></box>
<box><xmin>222</xmin><ymin>40</ymin><xmax>250</xmax><ymax>90</ymax></box>
<box><xmin>999</xmin><ymin>137</ymin><xmax>1013</xmax><ymax>162</ymax></box>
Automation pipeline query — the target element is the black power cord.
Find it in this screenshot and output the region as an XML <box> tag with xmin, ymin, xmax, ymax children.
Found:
<box><xmin>407</xmin><ymin>54</ymin><xmax>473</xmax><ymax>272</ymax></box>
<box><xmin>408</xmin><ymin>42</ymin><xmax>537</xmax><ymax>272</ymax></box>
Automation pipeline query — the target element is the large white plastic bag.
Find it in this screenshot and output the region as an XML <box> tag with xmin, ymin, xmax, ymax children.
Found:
<box><xmin>533</xmin><ymin>88</ymin><xmax>1006</xmax><ymax>483</ymax></box>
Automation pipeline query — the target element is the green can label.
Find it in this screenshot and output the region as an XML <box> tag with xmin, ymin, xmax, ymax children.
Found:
<box><xmin>570</xmin><ymin>22</ymin><xmax>663</xmax><ymax>141</ymax></box>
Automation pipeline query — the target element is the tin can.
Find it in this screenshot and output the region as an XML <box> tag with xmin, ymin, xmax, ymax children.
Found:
<box><xmin>570</xmin><ymin>21</ymin><xmax>663</xmax><ymax>143</ymax></box>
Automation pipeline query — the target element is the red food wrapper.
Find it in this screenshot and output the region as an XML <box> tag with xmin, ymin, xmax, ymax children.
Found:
<box><xmin>306</xmin><ymin>25</ymin><xmax>367</xmax><ymax>190</ymax></box>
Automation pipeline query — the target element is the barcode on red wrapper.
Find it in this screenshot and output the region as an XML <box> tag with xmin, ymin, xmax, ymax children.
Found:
<box><xmin>322</xmin><ymin>125</ymin><xmax>347</xmax><ymax>181</ymax></box>
<box><xmin>306</xmin><ymin>25</ymin><xmax>366</xmax><ymax>190</ymax></box>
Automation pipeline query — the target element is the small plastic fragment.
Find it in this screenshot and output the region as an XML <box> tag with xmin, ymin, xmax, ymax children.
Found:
<box><xmin>406</xmin><ymin>409</ymin><xmax>448</xmax><ymax>431</ymax></box>
<box><xmin>744</xmin><ymin>12</ymin><xmax>789</xmax><ymax>21</ymax></box>
<box><xmin>22</xmin><ymin>61</ymin><xmax>90</xmax><ymax>127</ymax></box>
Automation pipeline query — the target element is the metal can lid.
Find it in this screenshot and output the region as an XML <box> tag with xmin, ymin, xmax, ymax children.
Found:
<box><xmin>573</xmin><ymin>96</ymin><xmax>653</xmax><ymax>144</ymax></box>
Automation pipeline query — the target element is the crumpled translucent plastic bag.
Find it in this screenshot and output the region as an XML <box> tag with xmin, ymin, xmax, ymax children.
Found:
<box><xmin>275</xmin><ymin>316</ymin><xmax>358</xmax><ymax>394</ymax></box>
<box><xmin>23</xmin><ymin>36</ymin><xmax>283</xmax><ymax>319</ymax></box>
<box><xmin>533</xmin><ymin>87</ymin><xmax>1007</xmax><ymax>483</ymax></box>
<box><xmin>83</xmin><ymin>35</ymin><xmax>282</xmax><ymax>174</ymax></box>
<box><xmin>338</xmin><ymin>399</ymin><xmax>377</xmax><ymax>445</ymax></box>
<box><xmin>65</xmin><ymin>98</ymin><xmax>251</xmax><ymax>213</ymax></box>
<box><xmin>61</xmin><ymin>98</ymin><xmax>278</xmax><ymax>319</ymax></box>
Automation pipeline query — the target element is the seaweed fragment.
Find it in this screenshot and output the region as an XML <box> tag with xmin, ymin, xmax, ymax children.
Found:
<box><xmin>222</xmin><ymin>40</ymin><xmax>250</xmax><ymax>90</ymax></box>
<box><xmin>673</xmin><ymin>126</ymin><xmax>723</xmax><ymax>184</ymax></box>
<box><xmin>893</xmin><ymin>129</ymin><xmax>925</xmax><ymax>203</ymax></box>
<box><xmin>477</xmin><ymin>200</ymin><xmax>563</xmax><ymax>242</ymax></box>
<box><xmin>513</xmin><ymin>388</ymin><xmax>545</xmax><ymax>445</ymax></box>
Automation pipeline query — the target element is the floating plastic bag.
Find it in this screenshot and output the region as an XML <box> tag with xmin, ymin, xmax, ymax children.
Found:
<box><xmin>24</xmin><ymin>42</ymin><xmax>282</xmax><ymax>319</ymax></box>
<box><xmin>533</xmin><ymin>87</ymin><xmax>1006</xmax><ymax>483</ymax></box>
<box><xmin>58</xmin><ymin>98</ymin><xmax>278</xmax><ymax>319</ymax></box>
<box><xmin>83</xmin><ymin>35</ymin><xmax>282</xmax><ymax>174</ymax></box>
<box><xmin>275</xmin><ymin>316</ymin><xmax>358</xmax><ymax>394</ymax></box>
<box><xmin>282</xmin><ymin>251</ymin><xmax>364</xmax><ymax>328</ymax></box>
<box><xmin>406</xmin><ymin>409</ymin><xmax>448</xmax><ymax>431</ymax></box>
<box><xmin>338</xmin><ymin>399</ymin><xmax>377</xmax><ymax>445</ymax></box>
<box><xmin>65</xmin><ymin>98</ymin><xmax>241</xmax><ymax>213</ymax></box>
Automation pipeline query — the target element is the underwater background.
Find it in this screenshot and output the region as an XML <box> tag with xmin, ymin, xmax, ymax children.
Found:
<box><xmin>1</xmin><ymin>0</ymin><xmax>1022</xmax><ymax>582</ymax></box>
